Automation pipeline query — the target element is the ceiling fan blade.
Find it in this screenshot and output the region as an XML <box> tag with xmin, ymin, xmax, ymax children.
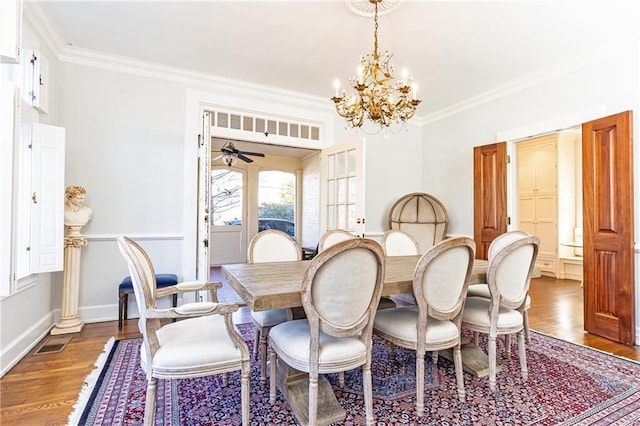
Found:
<box><xmin>212</xmin><ymin>154</ymin><xmax>223</xmax><ymax>161</ymax></box>
<box><xmin>237</xmin><ymin>153</ymin><xmax>254</xmax><ymax>163</ymax></box>
<box><xmin>237</xmin><ymin>150</ymin><xmax>265</xmax><ymax>157</ymax></box>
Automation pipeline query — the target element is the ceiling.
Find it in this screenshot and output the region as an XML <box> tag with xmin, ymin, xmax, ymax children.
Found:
<box><xmin>35</xmin><ymin>1</ymin><xmax>639</xmax><ymax>120</ymax></box>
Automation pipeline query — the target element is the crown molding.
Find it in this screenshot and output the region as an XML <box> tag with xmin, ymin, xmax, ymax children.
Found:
<box><xmin>22</xmin><ymin>1</ymin><xmax>66</xmax><ymax>56</ymax></box>
<box><xmin>421</xmin><ymin>43</ymin><xmax>638</xmax><ymax>126</ymax></box>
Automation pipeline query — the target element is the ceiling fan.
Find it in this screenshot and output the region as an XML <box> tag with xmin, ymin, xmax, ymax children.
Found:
<box><xmin>213</xmin><ymin>142</ymin><xmax>265</xmax><ymax>167</ymax></box>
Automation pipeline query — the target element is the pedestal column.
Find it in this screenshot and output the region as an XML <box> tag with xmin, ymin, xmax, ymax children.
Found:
<box><xmin>51</xmin><ymin>227</ymin><xmax>87</xmax><ymax>335</ymax></box>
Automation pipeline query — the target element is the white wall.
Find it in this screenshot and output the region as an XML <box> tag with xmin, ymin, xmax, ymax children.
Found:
<box><xmin>332</xmin><ymin>123</ymin><xmax>423</xmax><ymax>237</ymax></box>
<box><xmin>420</xmin><ymin>45</ymin><xmax>640</xmax><ymax>340</ymax></box>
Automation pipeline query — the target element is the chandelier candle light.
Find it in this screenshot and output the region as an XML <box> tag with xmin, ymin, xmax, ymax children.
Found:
<box><xmin>332</xmin><ymin>0</ymin><xmax>421</xmax><ymax>130</ymax></box>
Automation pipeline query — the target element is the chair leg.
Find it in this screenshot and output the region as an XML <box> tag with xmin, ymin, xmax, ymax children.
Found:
<box><xmin>241</xmin><ymin>362</ymin><xmax>250</xmax><ymax>426</ymax></box>
<box><xmin>308</xmin><ymin>373</ymin><xmax>319</xmax><ymax>426</ymax></box>
<box><xmin>269</xmin><ymin>351</ymin><xmax>277</xmax><ymax>404</ymax></box>
<box><xmin>338</xmin><ymin>371</ymin><xmax>345</xmax><ymax>388</ymax></box>
<box><xmin>144</xmin><ymin>376</ymin><xmax>157</xmax><ymax>426</ymax></box>
<box><xmin>432</xmin><ymin>350</ymin><xmax>438</xmax><ymax>365</ymax></box>
<box><xmin>390</xmin><ymin>342</ymin><xmax>396</xmax><ymax>360</ymax></box>
<box><xmin>473</xmin><ymin>331</ymin><xmax>479</xmax><ymax>345</ymax></box>
<box><xmin>253</xmin><ymin>327</ymin><xmax>260</xmax><ymax>360</ymax></box>
<box><xmin>363</xmin><ymin>365</ymin><xmax>375</xmax><ymax>425</ymax></box>
<box><xmin>488</xmin><ymin>335</ymin><xmax>497</xmax><ymax>391</ymax></box>
<box><xmin>453</xmin><ymin>345</ymin><xmax>465</xmax><ymax>401</ymax></box>
<box><xmin>518</xmin><ymin>330</ymin><xmax>528</xmax><ymax>381</ymax></box>
<box><xmin>505</xmin><ymin>334</ymin><xmax>512</xmax><ymax>358</ymax></box>
<box><xmin>416</xmin><ymin>353</ymin><xmax>425</xmax><ymax>417</ymax></box>
<box><xmin>260</xmin><ymin>329</ymin><xmax>268</xmax><ymax>385</ymax></box>
<box><xmin>523</xmin><ymin>310</ymin><xmax>531</xmax><ymax>344</ymax></box>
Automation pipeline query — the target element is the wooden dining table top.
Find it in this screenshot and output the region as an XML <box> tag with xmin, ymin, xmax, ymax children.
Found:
<box><xmin>222</xmin><ymin>256</ymin><xmax>489</xmax><ymax>312</ymax></box>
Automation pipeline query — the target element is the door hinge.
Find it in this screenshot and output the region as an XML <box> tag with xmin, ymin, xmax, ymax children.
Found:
<box><xmin>203</xmin><ymin>239</ymin><xmax>208</xmax><ymax>248</ymax></box>
<box><xmin>507</xmin><ymin>155</ymin><xmax>511</xmax><ymax>164</ymax></box>
<box><xmin>197</xmin><ymin>134</ymin><xmax>202</xmax><ymax>148</ymax></box>
<box><xmin>507</xmin><ymin>216</ymin><xmax>511</xmax><ymax>225</ymax></box>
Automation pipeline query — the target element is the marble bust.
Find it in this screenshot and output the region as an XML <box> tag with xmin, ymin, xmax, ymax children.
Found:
<box><xmin>64</xmin><ymin>185</ymin><xmax>93</xmax><ymax>229</ymax></box>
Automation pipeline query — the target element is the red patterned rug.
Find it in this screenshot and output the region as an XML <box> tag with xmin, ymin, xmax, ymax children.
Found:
<box><xmin>70</xmin><ymin>324</ymin><xmax>640</xmax><ymax>425</ymax></box>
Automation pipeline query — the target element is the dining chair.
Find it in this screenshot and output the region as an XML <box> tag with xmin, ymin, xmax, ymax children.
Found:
<box><xmin>462</xmin><ymin>234</ymin><xmax>539</xmax><ymax>391</ymax></box>
<box><xmin>248</xmin><ymin>229</ymin><xmax>302</xmax><ymax>384</ymax></box>
<box><xmin>116</xmin><ymin>236</ymin><xmax>250</xmax><ymax>426</ymax></box>
<box><xmin>466</xmin><ymin>230</ymin><xmax>533</xmax><ymax>344</ymax></box>
<box><xmin>317</xmin><ymin>228</ymin><xmax>355</xmax><ymax>252</ymax></box>
<box><xmin>268</xmin><ymin>238</ymin><xmax>385</xmax><ymax>426</ymax></box>
<box><xmin>373</xmin><ymin>237</ymin><xmax>475</xmax><ymax>416</ymax></box>
<box><xmin>381</xmin><ymin>229</ymin><xmax>420</xmax><ymax>305</ymax></box>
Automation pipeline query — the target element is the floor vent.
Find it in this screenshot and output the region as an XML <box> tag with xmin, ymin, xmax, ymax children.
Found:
<box><xmin>33</xmin><ymin>335</ymin><xmax>72</xmax><ymax>355</ymax></box>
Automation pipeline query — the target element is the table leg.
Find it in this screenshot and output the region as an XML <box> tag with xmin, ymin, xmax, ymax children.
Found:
<box><xmin>275</xmin><ymin>358</ymin><xmax>346</xmax><ymax>426</ymax></box>
<box><xmin>440</xmin><ymin>336</ymin><xmax>502</xmax><ymax>377</ymax></box>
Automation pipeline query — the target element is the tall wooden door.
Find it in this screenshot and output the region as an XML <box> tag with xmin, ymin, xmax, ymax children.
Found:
<box><xmin>473</xmin><ymin>142</ymin><xmax>508</xmax><ymax>259</ymax></box>
<box><xmin>583</xmin><ymin>111</ymin><xmax>635</xmax><ymax>345</ymax></box>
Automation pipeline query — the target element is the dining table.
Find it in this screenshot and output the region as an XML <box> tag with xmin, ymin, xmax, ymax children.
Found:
<box><xmin>222</xmin><ymin>255</ymin><xmax>489</xmax><ymax>425</ymax></box>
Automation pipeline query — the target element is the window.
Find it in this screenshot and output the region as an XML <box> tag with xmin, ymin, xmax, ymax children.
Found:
<box><xmin>258</xmin><ymin>170</ymin><xmax>295</xmax><ymax>236</ymax></box>
<box><xmin>211</xmin><ymin>169</ymin><xmax>243</xmax><ymax>226</ymax></box>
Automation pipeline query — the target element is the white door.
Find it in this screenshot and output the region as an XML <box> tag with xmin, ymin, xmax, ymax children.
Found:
<box><xmin>320</xmin><ymin>139</ymin><xmax>365</xmax><ymax>236</ymax></box>
<box><xmin>210</xmin><ymin>168</ymin><xmax>247</xmax><ymax>265</ymax></box>
<box><xmin>196</xmin><ymin>112</ymin><xmax>211</xmax><ymax>280</ymax></box>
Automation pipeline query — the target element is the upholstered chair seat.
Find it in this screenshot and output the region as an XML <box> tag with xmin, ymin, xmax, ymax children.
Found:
<box><xmin>140</xmin><ymin>314</ymin><xmax>243</xmax><ymax>375</ymax></box>
<box><xmin>251</xmin><ymin>309</ymin><xmax>292</xmax><ymax>328</ymax></box>
<box><xmin>462</xmin><ymin>297</ymin><xmax>524</xmax><ymax>329</ymax></box>
<box><xmin>374</xmin><ymin>306</ymin><xmax>460</xmax><ymax>344</ymax></box>
<box><xmin>270</xmin><ymin>319</ymin><xmax>368</xmax><ymax>372</ymax></box>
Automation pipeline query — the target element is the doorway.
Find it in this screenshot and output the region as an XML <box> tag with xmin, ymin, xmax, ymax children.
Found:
<box><xmin>513</xmin><ymin>127</ymin><xmax>583</xmax><ymax>281</ymax></box>
<box><xmin>208</xmin><ymin>138</ymin><xmax>320</xmax><ymax>266</ymax></box>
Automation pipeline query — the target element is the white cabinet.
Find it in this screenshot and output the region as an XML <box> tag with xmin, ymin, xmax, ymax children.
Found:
<box><xmin>0</xmin><ymin>0</ymin><xmax>23</xmax><ymax>64</ymax></box>
<box><xmin>517</xmin><ymin>136</ymin><xmax>558</xmax><ymax>276</ymax></box>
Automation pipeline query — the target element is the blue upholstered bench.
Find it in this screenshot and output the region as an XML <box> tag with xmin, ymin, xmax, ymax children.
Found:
<box><xmin>118</xmin><ymin>273</ymin><xmax>178</xmax><ymax>330</ymax></box>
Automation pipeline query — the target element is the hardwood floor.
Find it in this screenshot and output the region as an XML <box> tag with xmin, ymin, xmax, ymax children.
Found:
<box><xmin>1</xmin><ymin>275</ymin><xmax>638</xmax><ymax>425</ymax></box>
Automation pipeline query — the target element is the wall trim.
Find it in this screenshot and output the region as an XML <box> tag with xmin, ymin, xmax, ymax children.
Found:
<box><xmin>1</xmin><ymin>312</ymin><xmax>54</xmax><ymax>377</ymax></box>
<box><xmin>84</xmin><ymin>233</ymin><xmax>183</xmax><ymax>242</ymax></box>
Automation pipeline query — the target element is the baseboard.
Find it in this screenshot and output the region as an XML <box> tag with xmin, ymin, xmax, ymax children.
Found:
<box><xmin>1</xmin><ymin>312</ymin><xmax>55</xmax><ymax>377</ymax></box>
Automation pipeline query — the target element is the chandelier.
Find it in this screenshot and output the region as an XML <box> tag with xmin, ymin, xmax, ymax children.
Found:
<box><xmin>331</xmin><ymin>0</ymin><xmax>421</xmax><ymax>130</ymax></box>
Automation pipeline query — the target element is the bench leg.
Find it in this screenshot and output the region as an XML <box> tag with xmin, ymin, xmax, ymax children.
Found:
<box><xmin>172</xmin><ymin>294</ymin><xmax>178</xmax><ymax>323</ymax></box>
<box><xmin>118</xmin><ymin>293</ymin><xmax>128</xmax><ymax>330</ymax></box>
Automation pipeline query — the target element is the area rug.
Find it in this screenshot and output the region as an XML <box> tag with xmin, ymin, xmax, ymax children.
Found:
<box><xmin>70</xmin><ymin>324</ymin><xmax>640</xmax><ymax>425</ymax></box>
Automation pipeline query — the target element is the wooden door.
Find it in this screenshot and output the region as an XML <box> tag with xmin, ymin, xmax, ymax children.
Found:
<box><xmin>583</xmin><ymin>111</ymin><xmax>635</xmax><ymax>345</ymax></box>
<box><xmin>473</xmin><ymin>142</ymin><xmax>507</xmax><ymax>259</ymax></box>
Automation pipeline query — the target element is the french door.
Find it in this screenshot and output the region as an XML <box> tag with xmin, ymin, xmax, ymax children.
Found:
<box><xmin>321</xmin><ymin>139</ymin><xmax>365</xmax><ymax>236</ymax></box>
